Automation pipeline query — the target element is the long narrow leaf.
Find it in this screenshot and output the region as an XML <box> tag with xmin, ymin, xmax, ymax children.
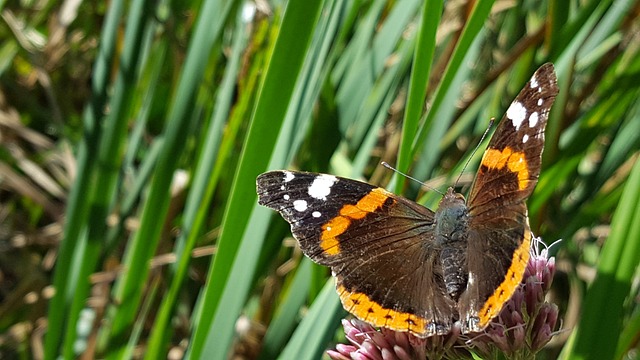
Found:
<box><xmin>187</xmin><ymin>2</ymin><xmax>324</xmax><ymax>358</ymax></box>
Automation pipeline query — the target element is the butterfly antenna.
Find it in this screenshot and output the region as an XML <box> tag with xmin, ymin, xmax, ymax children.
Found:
<box><xmin>454</xmin><ymin>118</ymin><xmax>495</xmax><ymax>189</ymax></box>
<box><xmin>381</xmin><ymin>162</ymin><xmax>445</xmax><ymax>196</ymax></box>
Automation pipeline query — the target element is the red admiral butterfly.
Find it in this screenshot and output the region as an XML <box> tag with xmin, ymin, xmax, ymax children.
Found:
<box><xmin>256</xmin><ymin>63</ymin><xmax>558</xmax><ymax>337</ymax></box>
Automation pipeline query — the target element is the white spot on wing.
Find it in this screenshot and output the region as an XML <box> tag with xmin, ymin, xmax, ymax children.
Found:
<box><xmin>280</xmin><ymin>185</ymin><xmax>285</xmax><ymax>190</ymax></box>
<box><xmin>537</xmin><ymin>98</ymin><xmax>543</xmax><ymax>106</ymax></box>
<box><xmin>283</xmin><ymin>194</ymin><xmax>290</xmax><ymax>200</ymax></box>
<box><xmin>308</xmin><ymin>174</ymin><xmax>338</xmax><ymax>200</ymax></box>
<box><xmin>529</xmin><ymin>112</ymin><xmax>539</xmax><ymax>127</ymax></box>
<box><xmin>312</xmin><ymin>211</ymin><xmax>321</xmax><ymax>218</ymax></box>
<box><xmin>507</xmin><ymin>101</ymin><xmax>527</xmax><ymax>130</ymax></box>
<box><xmin>283</xmin><ymin>171</ymin><xmax>295</xmax><ymax>182</ymax></box>
<box><xmin>293</xmin><ymin>199</ymin><xmax>308</xmax><ymax>212</ymax></box>
<box><xmin>530</xmin><ymin>76</ymin><xmax>539</xmax><ymax>89</ymax></box>
<box><xmin>522</xmin><ymin>134</ymin><xmax>529</xmax><ymax>143</ymax></box>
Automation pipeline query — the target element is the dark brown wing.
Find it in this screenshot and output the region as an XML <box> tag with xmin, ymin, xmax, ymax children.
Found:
<box><xmin>468</xmin><ymin>63</ymin><xmax>558</xmax><ymax>210</ymax></box>
<box><xmin>257</xmin><ymin>171</ymin><xmax>456</xmax><ymax>337</ymax></box>
<box><xmin>459</xmin><ymin>63</ymin><xmax>558</xmax><ymax>332</ymax></box>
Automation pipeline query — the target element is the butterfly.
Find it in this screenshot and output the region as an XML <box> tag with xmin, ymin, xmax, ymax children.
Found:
<box><xmin>256</xmin><ymin>63</ymin><xmax>558</xmax><ymax>337</ymax></box>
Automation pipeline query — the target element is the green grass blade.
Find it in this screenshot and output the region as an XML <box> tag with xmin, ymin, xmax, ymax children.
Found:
<box><xmin>71</xmin><ymin>2</ymin><xmax>154</xmax><ymax>352</ymax></box>
<box><xmin>567</xmin><ymin>157</ymin><xmax>640</xmax><ymax>359</ymax></box>
<box><xmin>42</xmin><ymin>0</ymin><xmax>127</xmax><ymax>356</ymax></box>
<box><xmin>335</xmin><ymin>0</ymin><xmax>421</xmax><ymax>134</ymax></box>
<box><xmin>143</xmin><ymin>5</ymin><xmax>251</xmax><ymax>358</ymax></box>
<box><xmin>410</xmin><ymin>0</ymin><xmax>495</xmax><ymax>176</ymax></box>
<box><xmin>616</xmin><ymin>308</ymin><xmax>640</xmax><ymax>359</ymax></box>
<box><xmin>102</xmin><ymin>0</ymin><xmax>235</xmax><ymax>352</ymax></box>
<box><xmin>394</xmin><ymin>0</ymin><xmax>442</xmax><ymax>193</ymax></box>
<box><xmin>278</xmin><ymin>280</ymin><xmax>345</xmax><ymax>360</ymax></box>
<box><xmin>258</xmin><ymin>259</ymin><xmax>313</xmax><ymax>360</ymax></box>
<box><xmin>186</xmin><ymin>2</ymin><xmax>324</xmax><ymax>358</ymax></box>
<box><xmin>412</xmin><ymin>43</ymin><xmax>478</xmax><ymax>181</ymax></box>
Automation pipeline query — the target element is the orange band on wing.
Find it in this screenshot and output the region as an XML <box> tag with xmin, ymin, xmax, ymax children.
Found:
<box><xmin>481</xmin><ymin>147</ymin><xmax>530</xmax><ymax>190</ymax></box>
<box><xmin>319</xmin><ymin>188</ymin><xmax>391</xmax><ymax>256</ymax></box>
<box><xmin>337</xmin><ymin>284</ymin><xmax>428</xmax><ymax>336</ymax></box>
<box><xmin>477</xmin><ymin>230</ymin><xmax>531</xmax><ymax>327</ymax></box>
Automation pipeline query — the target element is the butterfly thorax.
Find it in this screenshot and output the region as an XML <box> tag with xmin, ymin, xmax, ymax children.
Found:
<box><xmin>435</xmin><ymin>188</ymin><xmax>469</xmax><ymax>300</ymax></box>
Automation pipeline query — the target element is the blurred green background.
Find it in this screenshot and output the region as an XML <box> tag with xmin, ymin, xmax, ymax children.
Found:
<box><xmin>0</xmin><ymin>0</ymin><xmax>639</xmax><ymax>359</ymax></box>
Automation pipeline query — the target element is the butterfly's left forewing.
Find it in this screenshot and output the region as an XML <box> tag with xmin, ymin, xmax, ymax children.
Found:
<box><xmin>257</xmin><ymin>171</ymin><xmax>457</xmax><ymax>337</ymax></box>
